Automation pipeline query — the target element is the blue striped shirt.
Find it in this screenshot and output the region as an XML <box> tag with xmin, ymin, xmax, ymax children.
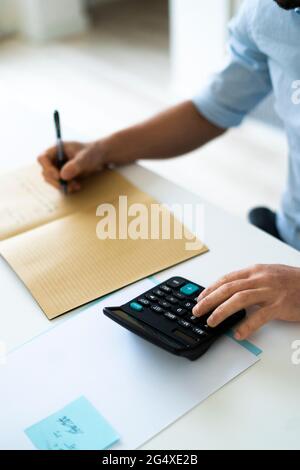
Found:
<box><xmin>194</xmin><ymin>0</ymin><xmax>300</xmax><ymax>250</ymax></box>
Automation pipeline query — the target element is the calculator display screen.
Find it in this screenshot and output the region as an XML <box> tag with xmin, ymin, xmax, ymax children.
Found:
<box><xmin>113</xmin><ymin>309</ymin><xmax>147</xmax><ymax>331</ymax></box>
<box><xmin>109</xmin><ymin>308</ymin><xmax>185</xmax><ymax>350</ymax></box>
<box><xmin>173</xmin><ymin>329</ymin><xmax>196</xmax><ymax>345</ymax></box>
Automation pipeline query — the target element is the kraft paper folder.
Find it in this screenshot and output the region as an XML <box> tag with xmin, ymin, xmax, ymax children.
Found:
<box><xmin>0</xmin><ymin>164</ymin><xmax>208</xmax><ymax>319</ymax></box>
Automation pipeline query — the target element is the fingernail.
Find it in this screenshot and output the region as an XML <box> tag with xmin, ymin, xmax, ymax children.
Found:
<box><xmin>234</xmin><ymin>331</ymin><xmax>242</xmax><ymax>341</ymax></box>
<box><xmin>207</xmin><ymin>315</ymin><xmax>215</xmax><ymax>327</ymax></box>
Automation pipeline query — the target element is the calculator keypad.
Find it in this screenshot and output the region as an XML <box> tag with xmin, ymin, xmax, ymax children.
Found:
<box><xmin>126</xmin><ymin>278</ymin><xmax>210</xmax><ymax>345</ymax></box>
<box><xmin>104</xmin><ymin>276</ymin><xmax>246</xmax><ymax>360</ymax></box>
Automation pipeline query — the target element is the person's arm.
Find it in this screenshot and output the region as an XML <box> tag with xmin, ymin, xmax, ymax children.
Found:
<box><xmin>38</xmin><ymin>101</ymin><xmax>224</xmax><ymax>192</ymax></box>
<box><xmin>106</xmin><ymin>100</ymin><xmax>225</xmax><ymax>162</ymax></box>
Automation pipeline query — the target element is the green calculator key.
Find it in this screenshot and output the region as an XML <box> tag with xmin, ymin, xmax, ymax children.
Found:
<box><xmin>180</xmin><ymin>283</ymin><xmax>199</xmax><ymax>296</ymax></box>
<box><xmin>130</xmin><ymin>302</ymin><xmax>143</xmax><ymax>311</ymax></box>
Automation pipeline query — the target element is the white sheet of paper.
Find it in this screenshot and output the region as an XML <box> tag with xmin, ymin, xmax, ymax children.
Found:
<box><xmin>0</xmin><ymin>279</ymin><xmax>259</xmax><ymax>450</ymax></box>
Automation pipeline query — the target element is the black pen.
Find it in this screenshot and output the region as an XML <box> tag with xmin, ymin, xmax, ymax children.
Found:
<box><xmin>54</xmin><ymin>110</ymin><xmax>68</xmax><ymax>194</ymax></box>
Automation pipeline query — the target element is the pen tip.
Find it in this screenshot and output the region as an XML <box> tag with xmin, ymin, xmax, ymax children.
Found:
<box><xmin>54</xmin><ymin>110</ymin><xmax>61</xmax><ymax>132</ymax></box>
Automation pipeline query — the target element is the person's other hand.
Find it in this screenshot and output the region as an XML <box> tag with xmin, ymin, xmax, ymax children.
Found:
<box><xmin>38</xmin><ymin>140</ymin><xmax>107</xmax><ymax>193</ymax></box>
<box><xmin>192</xmin><ymin>264</ymin><xmax>300</xmax><ymax>340</ymax></box>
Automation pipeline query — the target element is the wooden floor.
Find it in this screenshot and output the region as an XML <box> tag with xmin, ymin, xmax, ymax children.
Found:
<box><xmin>0</xmin><ymin>0</ymin><xmax>287</xmax><ymax>218</ymax></box>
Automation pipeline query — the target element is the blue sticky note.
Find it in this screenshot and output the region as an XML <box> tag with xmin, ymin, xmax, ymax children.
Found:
<box><xmin>25</xmin><ymin>396</ymin><xmax>119</xmax><ymax>450</ymax></box>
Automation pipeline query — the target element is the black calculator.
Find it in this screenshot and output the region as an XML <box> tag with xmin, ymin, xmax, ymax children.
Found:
<box><xmin>103</xmin><ymin>277</ymin><xmax>246</xmax><ymax>360</ymax></box>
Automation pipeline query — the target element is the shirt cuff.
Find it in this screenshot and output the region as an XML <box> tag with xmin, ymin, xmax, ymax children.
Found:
<box><xmin>192</xmin><ymin>85</ymin><xmax>245</xmax><ymax>129</ymax></box>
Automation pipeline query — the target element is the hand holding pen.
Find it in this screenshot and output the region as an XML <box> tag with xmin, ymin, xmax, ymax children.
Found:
<box><xmin>38</xmin><ymin>111</ymin><xmax>108</xmax><ymax>193</ymax></box>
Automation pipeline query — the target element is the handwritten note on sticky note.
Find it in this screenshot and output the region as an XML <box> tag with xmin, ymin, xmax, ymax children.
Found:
<box><xmin>24</xmin><ymin>396</ymin><xmax>119</xmax><ymax>450</ymax></box>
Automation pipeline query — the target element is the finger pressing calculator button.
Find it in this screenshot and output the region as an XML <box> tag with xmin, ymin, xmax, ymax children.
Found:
<box><xmin>164</xmin><ymin>312</ymin><xmax>177</xmax><ymax>321</ymax></box>
<box><xmin>172</xmin><ymin>307</ymin><xmax>187</xmax><ymax>316</ymax></box>
<box><xmin>151</xmin><ymin>305</ymin><xmax>165</xmax><ymax>314</ymax></box>
<box><xmin>166</xmin><ymin>278</ymin><xmax>186</xmax><ymax>288</ymax></box>
<box><xmin>178</xmin><ymin>319</ymin><xmax>191</xmax><ymax>329</ymax></box>
<box><xmin>153</xmin><ymin>289</ymin><xmax>165</xmax><ymax>297</ymax></box>
<box><xmin>138</xmin><ymin>298</ymin><xmax>150</xmax><ymax>306</ymax></box>
<box><xmin>130</xmin><ymin>302</ymin><xmax>143</xmax><ymax>312</ymax></box>
<box><xmin>180</xmin><ymin>283</ymin><xmax>199</xmax><ymax>296</ymax></box>
<box><xmin>145</xmin><ymin>293</ymin><xmax>157</xmax><ymax>302</ymax></box>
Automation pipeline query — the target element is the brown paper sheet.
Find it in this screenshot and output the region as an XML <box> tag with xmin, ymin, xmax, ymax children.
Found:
<box><xmin>0</xmin><ymin>165</ymin><xmax>208</xmax><ymax>319</ymax></box>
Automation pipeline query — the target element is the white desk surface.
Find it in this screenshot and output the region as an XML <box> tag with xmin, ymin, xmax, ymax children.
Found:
<box><xmin>1</xmin><ymin>100</ymin><xmax>300</xmax><ymax>449</ymax></box>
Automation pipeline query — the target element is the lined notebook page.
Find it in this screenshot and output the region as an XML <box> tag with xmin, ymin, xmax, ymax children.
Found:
<box><xmin>0</xmin><ymin>165</ymin><xmax>139</xmax><ymax>240</ymax></box>
<box><xmin>1</xmin><ymin>167</ymin><xmax>208</xmax><ymax>319</ymax></box>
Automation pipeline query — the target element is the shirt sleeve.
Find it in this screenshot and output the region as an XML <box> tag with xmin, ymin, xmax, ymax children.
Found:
<box><xmin>193</xmin><ymin>0</ymin><xmax>272</xmax><ymax>129</ymax></box>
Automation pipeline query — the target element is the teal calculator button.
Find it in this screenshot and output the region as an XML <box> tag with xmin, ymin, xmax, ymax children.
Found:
<box><xmin>130</xmin><ymin>302</ymin><xmax>143</xmax><ymax>311</ymax></box>
<box><xmin>180</xmin><ymin>283</ymin><xmax>199</xmax><ymax>296</ymax></box>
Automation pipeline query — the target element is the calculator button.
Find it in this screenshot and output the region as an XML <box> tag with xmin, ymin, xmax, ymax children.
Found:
<box><xmin>160</xmin><ymin>284</ymin><xmax>172</xmax><ymax>293</ymax></box>
<box><xmin>145</xmin><ymin>293</ymin><xmax>157</xmax><ymax>302</ymax></box>
<box><xmin>187</xmin><ymin>314</ymin><xmax>201</xmax><ymax>324</ymax></box>
<box><xmin>159</xmin><ymin>300</ymin><xmax>171</xmax><ymax>309</ymax></box>
<box><xmin>166</xmin><ymin>278</ymin><xmax>186</xmax><ymax>288</ymax></box>
<box><xmin>180</xmin><ymin>283</ymin><xmax>200</xmax><ymax>296</ymax></box>
<box><xmin>153</xmin><ymin>289</ymin><xmax>165</xmax><ymax>297</ymax></box>
<box><xmin>178</xmin><ymin>319</ymin><xmax>191</xmax><ymax>329</ymax></box>
<box><xmin>164</xmin><ymin>312</ymin><xmax>177</xmax><ymax>321</ymax></box>
<box><xmin>196</xmin><ymin>313</ymin><xmax>210</xmax><ymax>324</ymax></box>
<box><xmin>130</xmin><ymin>302</ymin><xmax>143</xmax><ymax>312</ymax></box>
<box><xmin>151</xmin><ymin>305</ymin><xmax>165</xmax><ymax>314</ymax></box>
<box><xmin>201</xmin><ymin>323</ymin><xmax>213</xmax><ymax>332</ymax></box>
<box><xmin>172</xmin><ymin>307</ymin><xmax>187</xmax><ymax>316</ymax></box>
<box><xmin>192</xmin><ymin>327</ymin><xmax>208</xmax><ymax>336</ymax></box>
<box><xmin>165</xmin><ymin>296</ymin><xmax>178</xmax><ymax>304</ymax></box>
<box><xmin>138</xmin><ymin>298</ymin><xmax>150</xmax><ymax>306</ymax></box>
<box><xmin>173</xmin><ymin>292</ymin><xmax>185</xmax><ymax>300</ymax></box>
<box><xmin>183</xmin><ymin>301</ymin><xmax>195</xmax><ymax>309</ymax></box>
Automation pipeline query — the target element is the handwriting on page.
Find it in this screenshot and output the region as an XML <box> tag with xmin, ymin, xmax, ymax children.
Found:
<box><xmin>19</xmin><ymin>176</ymin><xmax>61</xmax><ymax>214</ymax></box>
<box><xmin>0</xmin><ymin>166</ymin><xmax>66</xmax><ymax>240</ymax></box>
<box><xmin>48</xmin><ymin>416</ymin><xmax>84</xmax><ymax>450</ymax></box>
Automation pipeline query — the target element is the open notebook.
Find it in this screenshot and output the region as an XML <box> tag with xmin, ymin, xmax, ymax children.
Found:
<box><xmin>0</xmin><ymin>164</ymin><xmax>208</xmax><ymax>319</ymax></box>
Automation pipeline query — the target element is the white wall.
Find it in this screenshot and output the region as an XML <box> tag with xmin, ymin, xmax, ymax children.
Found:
<box><xmin>170</xmin><ymin>0</ymin><xmax>231</xmax><ymax>98</ymax></box>
<box><xmin>0</xmin><ymin>0</ymin><xmax>20</xmax><ymax>35</ymax></box>
<box><xmin>0</xmin><ymin>0</ymin><xmax>125</xmax><ymax>40</ymax></box>
<box><xmin>0</xmin><ymin>0</ymin><xmax>90</xmax><ymax>40</ymax></box>
<box><xmin>19</xmin><ymin>0</ymin><xmax>89</xmax><ymax>40</ymax></box>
